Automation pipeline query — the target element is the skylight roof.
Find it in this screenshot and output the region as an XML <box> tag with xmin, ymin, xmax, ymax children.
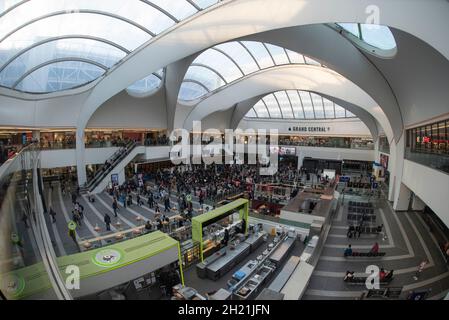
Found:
<box><xmin>246</xmin><ymin>90</ymin><xmax>357</xmax><ymax>120</ymax></box>
<box><xmin>0</xmin><ymin>0</ymin><xmax>219</xmax><ymax>94</ymax></box>
<box><xmin>178</xmin><ymin>41</ymin><xmax>323</xmax><ymax>101</ymax></box>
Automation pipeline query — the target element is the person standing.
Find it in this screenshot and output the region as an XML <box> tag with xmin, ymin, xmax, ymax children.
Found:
<box><xmin>344</xmin><ymin>244</ymin><xmax>353</xmax><ymax>257</ymax></box>
<box><xmin>370</xmin><ymin>242</ymin><xmax>379</xmax><ymax>254</ymax></box>
<box><xmin>164</xmin><ymin>195</ymin><xmax>170</xmax><ymax>212</ymax></box>
<box><xmin>68</xmin><ymin>221</ymin><xmax>80</xmax><ymax>252</ymax></box>
<box><xmin>147</xmin><ymin>192</ymin><xmax>154</xmax><ymax>208</ymax></box>
<box><xmin>137</xmin><ymin>194</ymin><xmax>142</xmax><ymax>207</ymax></box>
<box><xmin>104</xmin><ymin>213</ymin><xmax>112</xmax><ymax>231</ymax></box>
<box><xmin>112</xmin><ymin>198</ymin><xmax>118</xmax><ymax>217</ymax></box>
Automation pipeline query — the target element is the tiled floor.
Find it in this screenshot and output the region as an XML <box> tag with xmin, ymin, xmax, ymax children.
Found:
<box><xmin>303</xmin><ymin>193</ymin><xmax>449</xmax><ymax>300</ymax></box>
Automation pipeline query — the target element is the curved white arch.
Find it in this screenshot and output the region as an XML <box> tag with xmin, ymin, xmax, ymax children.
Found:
<box><xmin>74</xmin><ymin>0</ymin><xmax>449</xmax><ymax>184</ymax></box>
<box><xmin>182</xmin><ymin>65</ymin><xmax>394</xmax><ymax>142</ymax></box>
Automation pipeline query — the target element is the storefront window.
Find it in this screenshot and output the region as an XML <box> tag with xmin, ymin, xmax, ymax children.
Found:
<box><xmin>406</xmin><ymin>118</ymin><xmax>449</xmax><ymax>174</ymax></box>
<box><xmin>278</xmin><ymin>136</ymin><xmax>373</xmax><ymax>150</ymax></box>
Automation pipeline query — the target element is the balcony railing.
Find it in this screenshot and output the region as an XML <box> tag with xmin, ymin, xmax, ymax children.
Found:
<box><xmin>405</xmin><ymin>149</ymin><xmax>449</xmax><ymax>174</ymax></box>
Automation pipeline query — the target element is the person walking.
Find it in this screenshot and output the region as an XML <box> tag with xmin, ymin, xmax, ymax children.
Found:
<box><xmin>49</xmin><ymin>206</ymin><xmax>56</xmax><ymax>223</ymax></box>
<box><xmin>72</xmin><ymin>209</ymin><xmax>81</xmax><ymax>227</ymax></box>
<box><xmin>77</xmin><ymin>202</ymin><xmax>84</xmax><ymax>220</ymax></box>
<box><xmin>21</xmin><ymin>211</ymin><xmax>29</xmax><ymax>228</ymax></box>
<box><xmin>413</xmin><ymin>260</ymin><xmax>429</xmax><ymax>280</ymax></box>
<box><xmin>104</xmin><ymin>213</ymin><xmax>112</xmax><ymax>231</ymax></box>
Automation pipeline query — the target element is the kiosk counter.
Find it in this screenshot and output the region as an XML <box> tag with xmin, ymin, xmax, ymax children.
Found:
<box><xmin>1</xmin><ymin>231</ymin><xmax>183</xmax><ymax>300</ymax></box>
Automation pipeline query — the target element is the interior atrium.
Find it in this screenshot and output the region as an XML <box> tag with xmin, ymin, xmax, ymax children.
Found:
<box><xmin>0</xmin><ymin>0</ymin><xmax>449</xmax><ymax>304</ymax></box>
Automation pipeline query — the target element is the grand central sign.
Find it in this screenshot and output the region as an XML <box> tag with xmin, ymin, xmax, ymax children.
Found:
<box><xmin>288</xmin><ymin>126</ymin><xmax>330</xmax><ymax>132</ymax></box>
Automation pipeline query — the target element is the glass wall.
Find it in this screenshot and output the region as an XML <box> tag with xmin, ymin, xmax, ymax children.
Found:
<box><xmin>279</xmin><ymin>135</ymin><xmax>374</xmax><ymax>150</ymax></box>
<box><xmin>35</xmin><ymin>129</ymin><xmax>169</xmax><ymax>150</ymax></box>
<box><xmin>406</xmin><ymin>119</ymin><xmax>449</xmax><ymax>174</ymax></box>
<box><xmin>378</xmin><ymin>135</ymin><xmax>390</xmax><ymax>154</ymax></box>
<box><xmin>0</xmin><ymin>145</ymin><xmax>61</xmax><ymax>299</ymax></box>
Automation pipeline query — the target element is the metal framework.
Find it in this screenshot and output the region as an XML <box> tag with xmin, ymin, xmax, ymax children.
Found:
<box><xmin>0</xmin><ymin>35</ymin><xmax>130</xmax><ymax>74</ymax></box>
<box><xmin>190</xmin><ymin>63</ymin><xmax>228</xmax><ymax>84</ymax></box>
<box><xmin>12</xmin><ymin>57</ymin><xmax>108</xmax><ymax>89</ymax></box>
<box><xmin>0</xmin><ymin>10</ymin><xmax>157</xmax><ymax>45</ymax></box>
<box><xmin>210</xmin><ymin>47</ymin><xmax>245</xmax><ymax>77</ymax></box>
<box><xmin>248</xmin><ymin>90</ymin><xmax>357</xmax><ymax>120</ymax></box>
<box><xmin>0</xmin><ymin>0</ymin><xmax>221</xmax><ymax>94</ymax></box>
<box><xmin>180</xmin><ymin>41</ymin><xmax>325</xmax><ymax>102</ymax></box>
<box><xmin>139</xmin><ymin>0</ymin><xmax>180</xmax><ymax>23</ymax></box>
<box><xmin>182</xmin><ymin>79</ymin><xmax>211</xmax><ymax>93</ymax></box>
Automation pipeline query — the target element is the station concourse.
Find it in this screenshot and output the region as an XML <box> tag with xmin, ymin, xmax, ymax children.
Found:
<box><xmin>0</xmin><ymin>0</ymin><xmax>448</xmax><ymax>302</ymax></box>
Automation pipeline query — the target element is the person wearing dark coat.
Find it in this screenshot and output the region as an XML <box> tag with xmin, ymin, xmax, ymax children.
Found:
<box><xmin>104</xmin><ymin>213</ymin><xmax>112</xmax><ymax>231</ymax></box>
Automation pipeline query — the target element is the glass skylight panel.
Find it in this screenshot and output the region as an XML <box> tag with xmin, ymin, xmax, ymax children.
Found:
<box><xmin>0</xmin><ymin>38</ymin><xmax>124</xmax><ymax>88</ymax></box>
<box><xmin>193</xmin><ymin>49</ymin><xmax>243</xmax><ymax>83</ymax></box>
<box><xmin>245</xmin><ymin>108</ymin><xmax>257</xmax><ymax>118</ymax></box>
<box><xmin>178</xmin><ymin>81</ymin><xmax>208</xmax><ymax>101</ymax></box>
<box><xmin>346</xmin><ymin>110</ymin><xmax>356</xmax><ymax>117</ymax></box>
<box><xmin>286</xmin><ymin>50</ymin><xmax>305</xmax><ymax>64</ymax></box>
<box><xmin>149</xmin><ymin>0</ymin><xmax>198</xmax><ymax>21</ymax></box>
<box><xmin>215</xmin><ymin>42</ymin><xmax>259</xmax><ymax>75</ymax></box>
<box><xmin>253</xmin><ymin>100</ymin><xmax>269</xmax><ymax>118</ymax></box>
<box><xmin>311</xmin><ymin>92</ymin><xmax>324</xmax><ymax>118</ymax></box>
<box><xmin>240</xmin><ymin>41</ymin><xmax>274</xmax><ymax>69</ymax></box>
<box><xmin>337</xmin><ymin>23</ymin><xmax>396</xmax><ymax>51</ymax></box>
<box><xmin>265</xmin><ymin>43</ymin><xmax>290</xmax><ymax>65</ymax></box>
<box><xmin>15</xmin><ymin>60</ymin><xmax>105</xmax><ymax>93</ymax></box>
<box><xmin>287</xmin><ymin>90</ymin><xmax>305</xmax><ymax>119</ymax></box>
<box><xmin>0</xmin><ymin>14</ymin><xmax>150</xmax><ymax>65</ymax></box>
<box><xmin>334</xmin><ymin>105</ymin><xmax>347</xmax><ymax>118</ymax></box>
<box><xmin>245</xmin><ymin>90</ymin><xmax>359</xmax><ymax>120</ymax></box>
<box><xmin>304</xmin><ymin>56</ymin><xmax>321</xmax><ymax>66</ymax></box>
<box><xmin>126</xmin><ymin>73</ymin><xmax>161</xmax><ymax>95</ymax></box>
<box><xmin>323</xmin><ymin>99</ymin><xmax>335</xmax><ymax>118</ymax></box>
<box><xmin>0</xmin><ymin>0</ymin><xmax>22</xmax><ymax>14</ymax></box>
<box><xmin>298</xmin><ymin>91</ymin><xmax>314</xmax><ymax>119</ymax></box>
<box><xmin>263</xmin><ymin>94</ymin><xmax>282</xmax><ymax>118</ymax></box>
<box><xmin>0</xmin><ymin>0</ymin><xmax>177</xmax><ymax>38</ymax></box>
<box><xmin>0</xmin><ymin>0</ymin><xmax>223</xmax><ymax>94</ymax></box>
<box><xmin>337</xmin><ymin>23</ymin><xmax>360</xmax><ymax>38</ymax></box>
<box><xmin>184</xmin><ymin>65</ymin><xmax>226</xmax><ymax>91</ymax></box>
<box><xmin>191</xmin><ymin>0</ymin><xmax>219</xmax><ymax>10</ymax></box>
<box><xmin>359</xmin><ymin>24</ymin><xmax>396</xmax><ymax>50</ymax></box>
<box><xmin>275</xmin><ymin>91</ymin><xmax>294</xmax><ymax>119</ymax></box>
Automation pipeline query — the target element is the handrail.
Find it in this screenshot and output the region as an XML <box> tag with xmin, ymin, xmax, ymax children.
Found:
<box><xmin>85</xmin><ymin>141</ymin><xmax>138</xmax><ymax>192</ymax></box>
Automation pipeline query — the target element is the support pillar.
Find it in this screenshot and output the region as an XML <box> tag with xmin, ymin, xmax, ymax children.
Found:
<box><xmin>393</xmin><ymin>182</ymin><xmax>411</xmax><ymax>211</ymax></box>
<box><xmin>76</xmin><ymin>127</ymin><xmax>87</xmax><ymax>186</ymax></box>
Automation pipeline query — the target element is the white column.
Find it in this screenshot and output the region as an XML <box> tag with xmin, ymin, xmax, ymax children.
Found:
<box><xmin>76</xmin><ymin>127</ymin><xmax>87</xmax><ymax>186</ymax></box>
<box><xmin>392</xmin><ymin>133</ymin><xmax>406</xmax><ymax>208</ymax></box>
<box><xmin>393</xmin><ymin>182</ymin><xmax>412</xmax><ymax>211</ymax></box>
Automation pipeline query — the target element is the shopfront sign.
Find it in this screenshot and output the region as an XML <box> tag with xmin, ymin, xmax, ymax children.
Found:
<box><xmin>288</xmin><ymin>126</ymin><xmax>330</xmax><ymax>132</ymax></box>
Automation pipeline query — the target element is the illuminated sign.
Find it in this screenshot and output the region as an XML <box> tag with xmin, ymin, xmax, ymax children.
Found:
<box><xmin>288</xmin><ymin>126</ymin><xmax>330</xmax><ymax>132</ymax></box>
